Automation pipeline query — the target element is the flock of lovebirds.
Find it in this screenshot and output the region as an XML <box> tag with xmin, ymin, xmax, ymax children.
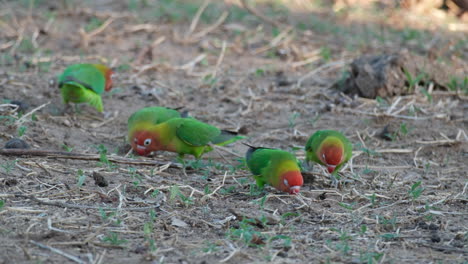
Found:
<box><xmin>58</xmin><ymin>63</ymin><xmax>353</xmax><ymax>195</ymax></box>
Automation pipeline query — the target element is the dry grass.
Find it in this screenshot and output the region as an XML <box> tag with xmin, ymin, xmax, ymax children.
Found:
<box><xmin>0</xmin><ymin>1</ymin><xmax>467</xmax><ymax>263</ymax></box>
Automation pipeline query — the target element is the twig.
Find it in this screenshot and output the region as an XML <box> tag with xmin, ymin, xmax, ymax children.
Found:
<box><xmin>30</xmin><ymin>240</ymin><xmax>84</xmax><ymax>264</ymax></box>
<box><xmin>239</xmin><ymin>0</ymin><xmax>283</xmax><ymax>28</ymax></box>
<box><xmin>201</xmin><ymin>171</ymin><xmax>227</xmax><ymax>202</ymax></box>
<box><xmin>296</xmin><ymin>60</ymin><xmax>350</xmax><ymax>87</ymax></box>
<box><xmin>190</xmin><ymin>11</ymin><xmax>229</xmax><ymax>41</ymax></box>
<box><xmin>0</xmin><ymin>148</ymin><xmax>183</xmax><ymax>168</ymax></box>
<box><xmin>79</xmin><ymin>18</ymin><xmax>114</xmax><ymax>48</ymax></box>
<box><xmin>212</xmin><ymin>41</ymin><xmax>227</xmax><ymax>78</ymax></box>
<box><xmin>186</xmin><ymin>0</ymin><xmax>211</xmax><ymax>37</ymax></box>
<box><xmin>9</xmin><ymin>193</ymin><xmax>160</xmax><ymax>212</ymax></box>
<box><xmin>15</xmin><ymin>102</ymin><xmax>50</xmax><ymax>125</ymax></box>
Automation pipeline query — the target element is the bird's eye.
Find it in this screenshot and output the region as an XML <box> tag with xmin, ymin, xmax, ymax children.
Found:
<box><xmin>144</xmin><ymin>139</ymin><xmax>151</xmax><ymax>146</ymax></box>
<box><xmin>133</xmin><ymin>138</ymin><xmax>137</xmax><ymax>143</ymax></box>
<box><xmin>283</xmin><ymin>179</ymin><xmax>289</xmax><ymax>186</ymax></box>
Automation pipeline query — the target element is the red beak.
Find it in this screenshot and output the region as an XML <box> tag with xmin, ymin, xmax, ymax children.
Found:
<box><xmin>327</xmin><ymin>165</ymin><xmax>336</xmax><ymax>173</ymax></box>
<box><xmin>289</xmin><ymin>186</ymin><xmax>300</xmax><ymax>195</ymax></box>
<box><xmin>135</xmin><ymin>145</ymin><xmax>149</xmax><ymax>156</ymax></box>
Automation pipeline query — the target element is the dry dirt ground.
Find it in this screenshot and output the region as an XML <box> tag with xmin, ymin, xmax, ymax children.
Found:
<box><xmin>0</xmin><ymin>1</ymin><xmax>467</xmax><ymax>263</ymax></box>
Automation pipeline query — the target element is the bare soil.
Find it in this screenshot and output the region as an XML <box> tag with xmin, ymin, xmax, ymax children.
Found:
<box><xmin>0</xmin><ymin>1</ymin><xmax>467</xmax><ymax>263</ymax></box>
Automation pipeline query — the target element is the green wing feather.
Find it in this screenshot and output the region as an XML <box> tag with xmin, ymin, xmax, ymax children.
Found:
<box><xmin>211</xmin><ymin>130</ymin><xmax>246</xmax><ymax>146</ymax></box>
<box><xmin>172</xmin><ymin>118</ymin><xmax>220</xmax><ymax>146</ymax></box>
<box><xmin>59</xmin><ymin>64</ymin><xmax>106</xmax><ymax>95</ymax></box>
<box><xmin>128</xmin><ymin>107</ymin><xmax>181</xmax><ymax>130</ymax></box>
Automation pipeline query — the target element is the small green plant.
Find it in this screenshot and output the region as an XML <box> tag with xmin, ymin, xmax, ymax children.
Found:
<box><xmin>0</xmin><ymin>200</ymin><xmax>4</xmax><ymax>211</ymax></box>
<box><xmin>359</xmin><ymin>224</ymin><xmax>367</xmax><ymax>235</ymax></box>
<box><xmin>203</xmin><ymin>73</ymin><xmax>218</xmax><ymax>86</ymax></box>
<box><xmin>255</xmin><ymin>68</ymin><xmax>265</xmax><ymax>77</ymax></box>
<box><xmin>420</xmin><ymin>87</ymin><xmax>433</xmax><ymax>103</ymax></box>
<box><xmin>249</xmin><ymin>184</ymin><xmax>263</xmax><ymax>196</ymax></box>
<box><xmin>375</xmin><ymin>96</ymin><xmax>388</xmax><ymax>108</ymax></box>
<box><xmin>359</xmin><ymin>250</ymin><xmax>384</xmax><ymax>263</ymax></box>
<box><xmin>309</xmin><ymin>113</ymin><xmax>321</xmax><ymax>127</ymax></box>
<box><xmin>202</xmin><ymin>242</ymin><xmax>219</xmax><ymax>253</ymax></box>
<box><xmin>17</xmin><ymin>126</ymin><xmax>27</xmax><ymax>137</ymax></box>
<box><xmin>1</xmin><ymin>160</ymin><xmax>17</xmax><ymax>173</ymax></box>
<box><xmin>143</xmin><ymin>209</ymin><xmax>157</xmax><ymax>252</ymax></box>
<box><xmin>409</xmin><ymin>181</ymin><xmax>424</xmax><ymax>200</ymax></box>
<box><xmin>169</xmin><ymin>185</ymin><xmax>194</xmax><ymax>206</ymax></box>
<box><xmin>446</xmin><ymin>76</ymin><xmax>468</xmax><ymax>94</ymax></box>
<box><xmin>102</xmin><ymin>232</ymin><xmax>127</xmax><ymax>246</ymax></box>
<box><xmin>329</xmin><ymin>228</ymin><xmax>353</xmax><ymax>255</ymax></box>
<box><xmin>128</xmin><ymin>167</ymin><xmax>142</xmax><ymax>186</ymax></box>
<box><xmin>85</xmin><ymin>17</ymin><xmax>103</xmax><ymax>32</ymax></box>
<box><xmin>380</xmin><ymin>232</ymin><xmax>399</xmax><ymax>240</ymax></box>
<box><xmin>288</xmin><ymin>111</ymin><xmax>300</xmax><ymax>128</ymax></box>
<box><xmin>404</xmin><ymin>69</ymin><xmax>426</xmax><ymax>93</ymax></box>
<box><xmin>76</xmin><ymin>169</ymin><xmax>86</xmax><ymax>187</ymax></box>
<box><xmin>227</xmin><ymin>218</ymin><xmax>265</xmax><ymax>247</ymax></box>
<box><xmin>99</xmin><ymin>208</ymin><xmax>116</xmax><ymax>222</ymax></box>
<box><xmin>338</xmin><ymin>202</ymin><xmax>356</xmax><ymax>211</ymax></box>
<box><xmin>319</xmin><ymin>46</ymin><xmax>331</xmax><ymax>61</ymax></box>
<box><xmin>62</xmin><ymin>144</ymin><xmax>73</xmax><ymax>152</ymax></box>
<box><xmin>367</xmin><ymin>193</ymin><xmax>377</xmax><ymax>207</ymax></box>
<box><xmin>254</xmin><ymin>195</ymin><xmax>267</xmax><ymax>209</ymax></box>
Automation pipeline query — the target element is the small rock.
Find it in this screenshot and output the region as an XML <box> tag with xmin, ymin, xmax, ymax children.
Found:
<box><xmin>92</xmin><ymin>171</ymin><xmax>108</xmax><ymax>187</ymax></box>
<box><xmin>10</xmin><ymin>100</ymin><xmax>29</xmax><ymax>112</ymax></box>
<box><xmin>4</xmin><ymin>138</ymin><xmax>30</xmax><ymax>149</ymax></box>
<box><xmin>171</xmin><ymin>217</ymin><xmax>188</xmax><ymax>228</ymax></box>
<box><xmin>430</xmin><ymin>231</ymin><xmax>441</xmax><ymax>243</ymax></box>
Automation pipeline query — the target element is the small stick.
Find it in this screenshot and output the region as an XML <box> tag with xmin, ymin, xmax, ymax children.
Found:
<box><xmin>15</xmin><ymin>102</ymin><xmax>50</xmax><ymax>125</ymax></box>
<box><xmin>30</xmin><ymin>240</ymin><xmax>84</xmax><ymax>264</ymax></box>
<box><xmin>296</xmin><ymin>60</ymin><xmax>350</xmax><ymax>87</ymax></box>
<box><xmin>201</xmin><ymin>171</ymin><xmax>227</xmax><ymax>202</ymax></box>
<box><xmin>191</xmin><ymin>11</ymin><xmax>229</xmax><ymax>41</ymax></box>
<box><xmin>212</xmin><ymin>41</ymin><xmax>227</xmax><ymax>78</ymax></box>
<box><xmin>0</xmin><ymin>148</ymin><xmax>183</xmax><ymax>168</ymax></box>
<box><xmin>187</xmin><ymin>0</ymin><xmax>211</xmax><ymax>37</ymax></box>
<box><xmin>239</xmin><ymin>0</ymin><xmax>283</xmax><ymax>28</ymax></box>
<box><xmin>10</xmin><ymin>193</ymin><xmax>160</xmax><ymax>212</ymax></box>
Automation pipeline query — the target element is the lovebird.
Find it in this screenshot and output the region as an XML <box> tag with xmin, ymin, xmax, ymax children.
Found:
<box><xmin>129</xmin><ymin>117</ymin><xmax>245</xmax><ymax>158</ymax></box>
<box><xmin>305</xmin><ymin>130</ymin><xmax>352</xmax><ymax>174</ymax></box>
<box><xmin>245</xmin><ymin>145</ymin><xmax>304</xmax><ymax>194</ymax></box>
<box><xmin>58</xmin><ymin>63</ymin><xmax>114</xmax><ymax>112</ymax></box>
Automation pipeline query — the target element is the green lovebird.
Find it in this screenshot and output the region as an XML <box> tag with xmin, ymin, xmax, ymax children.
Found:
<box><xmin>245</xmin><ymin>146</ymin><xmax>304</xmax><ymax>194</ymax></box>
<box><xmin>305</xmin><ymin>130</ymin><xmax>352</xmax><ymax>174</ymax></box>
<box><xmin>129</xmin><ymin>117</ymin><xmax>245</xmax><ymax>158</ymax></box>
<box><xmin>58</xmin><ymin>63</ymin><xmax>114</xmax><ymax>112</ymax></box>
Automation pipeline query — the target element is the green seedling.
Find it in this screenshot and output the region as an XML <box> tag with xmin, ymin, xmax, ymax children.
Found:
<box><xmin>102</xmin><ymin>232</ymin><xmax>127</xmax><ymax>246</ymax></box>
<box><xmin>77</xmin><ymin>169</ymin><xmax>86</xmax><ymax>187</ymax></box>
<box><xmin>409</xmin><ymin>181</ymin><xmax>424</xmax><ymax>200</ymax></box>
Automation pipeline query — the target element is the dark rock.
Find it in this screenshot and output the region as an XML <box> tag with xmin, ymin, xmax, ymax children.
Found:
<box><xmin>92</xmin><ymin>171</ymin><xmax>108</xmax><ymax>187</ymax></box>
<box><xmin>4</xmin><ymin>138</ymin><xmax>30</xmax><ymax>149</ymax></box>
<box><xmin>333</xmin><ymin>51</ymin><xmax>457</xmax><ymax>99</ymax></box>
<box><xmin>10</xmin><ymin>100</ymin><xmax>29</xmax><ymax>112</ymax></box>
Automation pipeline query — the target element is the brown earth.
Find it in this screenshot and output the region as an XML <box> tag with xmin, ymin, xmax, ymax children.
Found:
<box><xmin>0</xmin><ymin>1</ymin><xmax>467</xmax><ymax>263</ymax></box>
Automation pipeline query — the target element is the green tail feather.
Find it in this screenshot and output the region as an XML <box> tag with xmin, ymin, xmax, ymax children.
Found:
<box><xmin>60</xmin><ymin>83</ymin><xmax>103</xmax><ymax>112</ymax></box>
<box><xmin>211</xmin><ymin>130</ymin><xmax>246</xmax><ymax>146</ymax></box>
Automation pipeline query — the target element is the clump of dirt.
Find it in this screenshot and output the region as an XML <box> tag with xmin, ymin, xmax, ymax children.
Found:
<box><xmin>334</xmin><ymin>51</ymin><xmax>458</xmax><ymax>98</ymax></box>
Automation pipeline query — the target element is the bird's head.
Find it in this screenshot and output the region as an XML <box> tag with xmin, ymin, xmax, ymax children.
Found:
<box><xmin>131</xmin><ymin>131</ymin><xmax>159</xmax><ymax>156</ymax></box>
<box><xmin>93</xmin><ymin>64</ymin><xmax>114</xmax><ymax>92</ymax></box>
<box><xmin>279</xmin><ymin>170</ymin><xmax>303</xmax><ymax>195</ymax></box>
<box><xmin>318</xmin><ymin>138</ymin><xmax>344</xmax><ymax>173</ymax></box>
